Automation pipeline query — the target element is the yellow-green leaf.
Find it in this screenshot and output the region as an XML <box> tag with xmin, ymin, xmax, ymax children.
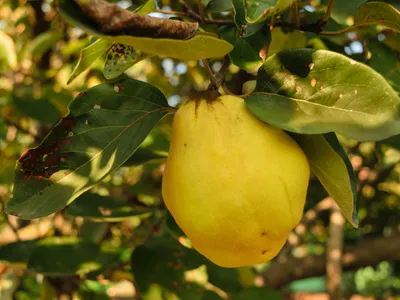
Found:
<box><xmin>268</xmin><ymin>28</ymin><xmax>307</xmax><ymax>57</ymax></box>
<box><xmin>59</xmin><ymin>0</ymin><xmax>233</xmax><ymax>60</ymax></box>
<box><xmin>293</xmin><ymin>133</ymin><xmax>358</xmax><ymax>227</ymax></box>
<box><xmin>0</xmin><ymin>30</ymin><xmax>17</xmax><ymax>69</ymax></box>
<box><xmin>67</xmin><ymin>39</ymin><xmax>113</xmax><ymax>84</ymax></box>
<box><xmin>355</xmin><ymin>2</ymin><xmax>400</xmax><ymax>32</ymax></box>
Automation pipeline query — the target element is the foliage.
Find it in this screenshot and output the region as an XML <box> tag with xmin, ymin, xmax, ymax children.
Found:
<box><xmin>0</xmin><ymin>0</ymin><xmax>399</xmax><ymax>299</ymax></box>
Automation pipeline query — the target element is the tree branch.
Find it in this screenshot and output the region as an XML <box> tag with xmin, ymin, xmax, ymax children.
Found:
<box><xmin>74</xmin><ymin>0</ymin><xmax>198</xmax><ymax>39</ymax></box>
<box><xmin>320</xmin><ymin>0</ymin><xmax>336</xmax><ymax>23</ymax></box>
<box><xmin>178</xmin><ymin>0</ymin><xmax>234</xmax><ymax>25</ymax></box>
<box><xmin>326</xmin><ymin>201</ymin><xmax>345</xmax><ymax>300</ymax></box>
<box><xmin>262</xmin><ymin>233</ymin><xmax>400</xmax><ymax>288</ymax></box>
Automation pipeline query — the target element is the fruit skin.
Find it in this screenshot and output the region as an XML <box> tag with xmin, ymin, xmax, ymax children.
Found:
<box><xmin>162</xmin><ymin>95</ymin><xmax>310</xmax><ymax>268</ymax></box>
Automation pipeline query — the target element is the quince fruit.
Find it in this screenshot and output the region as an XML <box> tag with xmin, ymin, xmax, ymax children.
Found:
<box><xmin>162</xmin><ymin>95</ymin><xmax>310</xmax><ymax>267</ymax></box>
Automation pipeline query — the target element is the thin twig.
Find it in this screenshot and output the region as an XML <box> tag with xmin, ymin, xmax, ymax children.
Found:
<box><xmin>197</xmin><ymin>0</ymin><xmax>205</xmax><ymax>23</ymax></box>
<box><xmin>321</xmin><ymin>0</ymin><xmax>336</xmax><ymax>23</ymax></box>
<box><xmin>275</xmin><ymin>20</ymin><xmax>375</xmax><ymax>36</ymax></box>
<box><xmin>202</xmin><ymin>59</ymin><xmax>217</xmax><ymax>90</ymax></box>
<box><xmin>178</xmin><ymin>0</ymin><xmax>234</xmax><ymax>25</ymax></box>
<box><xmin>292</xmin><ymin>1</ymin><xmax>300</xmax><ymax>29</ymax></box>
<box><xmin>319</xmin><ymin>23</ymin><xmax>369</xmax><ymax>36</ymax></box>
<box><xmin>270</xmin><ymin>15</ymin><xmax>275</xmax><ymax>31</ymax></box>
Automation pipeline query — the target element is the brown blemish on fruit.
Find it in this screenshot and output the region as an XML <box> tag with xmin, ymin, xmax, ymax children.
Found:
<box><xmin>262</xmin><ymin>249</ymin><xmax>267</xmax><ymax>255</ymax></box>
<box><xmin>187</xmin><ymin>89</ymin><xmax>221</xmax><ymax>118</ymax></box>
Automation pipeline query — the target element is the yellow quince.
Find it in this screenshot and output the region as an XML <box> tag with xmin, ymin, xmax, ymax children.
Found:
<box><xmin>162</xmin><ymin>95</ymin><xmax>310</xmax><ymax>267</ymax></box>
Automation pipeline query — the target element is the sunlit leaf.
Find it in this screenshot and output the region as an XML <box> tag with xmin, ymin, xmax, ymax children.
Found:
<box><xmin>59</xmin><ymin>0</ymin><xmax>233</xmax><ymax>60</ymax></box>
<box><xmin>0</xmin><ymin>30</ymin><xmax>17</xmax><ymax>69</ymax></box>
<box><xmin>293</xmin><ymin>133</ymin><xmax>358</xmax><ymax>227</ymax></box>
<box><xmin>267</xmin><ymin>28</ymin><xmax>307</xmax><ymax>57</ymax></box>
<box><xmin>6</xmin><ymin>79</ymin><xmax>169</xmax><ymax>219</ymax></box>
<box><xmin>246</xmin><ymin>49</ymin><xmax>400</xmax><ymax>141</ymax></box>
<box><xmin>67</xmin><ymin>39</ymin><xmax>113</xmax><ymax>84</ymax></box>
<box><xmin>135</xmin><ymin>0</ymin><xmax>157</xmax><ymax>14</ymax></box>
<box><xmin>241</xmin><ymin>0</ymin><xmax>297</xmax><ymax>24</ymax></box>
<box><xmin>355</xmin><ymin>2</ymin><xmax>400</xmax><ymax>32</ymax></box>
<box><xmin>65</xmin><ymin>192</ymin><xmax>152</xmax><ymax>221</ymax></box>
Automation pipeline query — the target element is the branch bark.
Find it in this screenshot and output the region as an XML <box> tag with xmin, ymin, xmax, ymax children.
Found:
<box><xmin>262</xmin><ymin>233</ymin><xmax>400</xmax><ymax>288</ymax></box>
<box><xmin>326</xmin><ymin>201</ymin><xmax>345</xmax><ymax>300</ymax></box>
<box><xmin>75</xmin><ymin>0</ymin><xmax>198</xmax><ymax>39</ymax></box>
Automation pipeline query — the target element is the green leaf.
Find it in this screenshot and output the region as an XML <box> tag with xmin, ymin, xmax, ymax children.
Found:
<box><xmin>166</xmin><ymin>211</ymin><xmax>186</xmax><ymax>239</ymax></box>
<box><xmin>268</xmin><ymin>28</ymin><xmax>307</xmax><ymax>58</ymax></box>
<box><xmin>242</xmin><ymin>0</ymin><xmax>297</xmax><ymax>24</ymax></box>
<box><xmin>12</xmin><ymin>95</ymin><xmax>61</xmax><ymax>124</ymax></box>
<box><xmin>292</xmin><ymin>133</ymin><xmax>358</xmax><ymax>227</ymax></box>
<box><xmin>205</xmin><ymin>0</ymin><xmax>233</xmax><ymax>12</ymax></box>
<box><xmin>123</xmin><ymin>147</ymin><xmax>167</xmax><ymax>166</ymax></box>
<box><xmin>0</xmin><ymin>30</ymin><xmax>17</xmax><ymax>69</ymax></box>
<box><xmin>202</xmin><ymin>291</ymin><xmax>223</xmax><ymax>300</ymax></box>
<box><xmin>220</xmin><ymin>26</ymin><xmax>270</xmax><ymax>73</ymax></box>
<box><xmin>231</xmin><ymin>287</ymin><xmax>283</xmax><ymax>300</ymax></box>
<box><xmin>79</xmin><ymin>220</ymin><xmax>109</xmax><ymax>243</ymax></box>
<box><xmin>320</xmin><ymin>0</ymin><xmax>367</xmax><ymax>25</ymax></box>
<box><xmin>27</xmin><ymin>237</ymin><xmax>102</xmax><ymax>275</ymax></box>
<box><xmin>59</xmin><ymin>0</ymin><xmax>233</xmax><ymax>60</ymax></box>
<box><xmin>355</xmin><ymin>2</ymin><xmax>400</xmax><ymax>32</ymax></box>
<box><xmin>28</xmin><ymin>31</ymin><xmax>63</xmax><ymax>60</ymax></box>
<box><xmin>67</xmin><ymin>39</ymin><xmax>113</xmax><ymax>84</ymax></box>
<box><xmin>135</xmin><ymin>0</ymin><xmax>157</xmax><ymax>14</ymax></box>
<box><xmin>246</xmin><ymin>49</ymin><xmax>400</xmax><ymax>141</ymax></box>
<box><xmin>0</xmin><ymin>240</ymin><xmax>38</xmax><ymax>267</ymax></box>
<box><xmin>367</xmin><ymin>41</ymin><xmax>400</xmax><ymax>90</ymax></box>
<box><xmin>231</xmin><ymin>0</ymin><xmax>264</xmax><ymax>36</ymax></box>
<box><xmin>131</xmin><ymin>236</ymin><xmax>206</xmax><ymax>300</ymax></box>
<box><xmin>79</xmin><ymin>280</ymin><xmax>111</xmax><ymax>300</ymax></box>
<box><xmin>379</xmin><ymin>134</ymin><xmax>400</xmax><ymax>151</ymax></box>
<box><xmin>206</xmin><ymin>263</ymin><xmax>243</xmax><ymax>293</ymax></box>
<box><xmin>103</xmin><ymin>43</ymin><xmax>150</xmax><ymax>80</ymax></box>
<box><xmin>65</xmin><ymin>192</ymin><xmax>152</xmax><ymax>221</ymax></box>
<box><xmin>6</xmin><ymin>79</ymin><xmax>169</xmax><ymax>219</ymax></box>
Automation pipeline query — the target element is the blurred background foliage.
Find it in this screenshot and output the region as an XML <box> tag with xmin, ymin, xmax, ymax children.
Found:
<box><xmin>0</xmin><ymin>0</ymin><xmax>399</xmax><ymax>299</ymax></box>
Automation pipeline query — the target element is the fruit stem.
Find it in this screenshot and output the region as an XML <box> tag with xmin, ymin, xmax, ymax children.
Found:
<box><xmin>201</xmin><ymin>59</ymin><xmax>218</xmax><ymax>90</ymax></box>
